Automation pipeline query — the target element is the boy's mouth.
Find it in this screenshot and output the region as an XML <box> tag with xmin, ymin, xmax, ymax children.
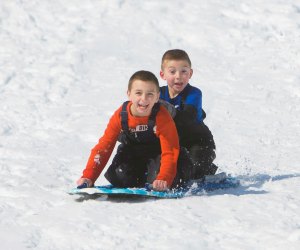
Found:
<box><xmin>138</xmin><ymin>103</ymin><xmax>149</xmax><ymax>110</ymax></box>
<box><xmin>174</xmin><ymin>82</ymin><xmax>184</xmax><ymax>87</ymax></box>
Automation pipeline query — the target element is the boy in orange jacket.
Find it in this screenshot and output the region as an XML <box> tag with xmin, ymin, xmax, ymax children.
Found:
<box><xmin>77</xmin><ymin>70</ymin><xmax>191</xmax><ymax>191</ymax></box>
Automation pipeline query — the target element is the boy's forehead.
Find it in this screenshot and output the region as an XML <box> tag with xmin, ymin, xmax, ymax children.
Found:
<box><xmin>131</xmin><ymin>79</ymin><xmax>159</xmax><ymax>91</ymax></box>
<box><xmin>132</xmin><ymin>79</ymin><xmax>154</xmax><ymax>86</ymax></box>
<box><xmin>163</xmin><ymin>59</ymin><xmax>191</xmax><ymax>68</ymax></box>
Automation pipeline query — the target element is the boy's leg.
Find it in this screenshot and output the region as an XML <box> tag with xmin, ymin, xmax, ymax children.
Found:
<box><xmin>145</xmin><ymin>154</ymin><xmax>161</xmax><ymax>184</ymax></box>
<box><xmin>189</xmin><ymin>144</ymin><xmax>217</xmax><ymax>178</ymax></box>
<box><xmin>146</xmin><ymin>148</ymin><xmax>194</xmax><ymax>189</ymax></box>
<box><xmin>180</xmin><ymin>122</ymin><xmax>217</xmax><ymax>178</ymax></box>
<box><xmin>171</xmin><ymin>147</ymin><xmax>194</xmax><ymax>189</ymax></box>
<box><xmin>104</xmin><ymin>144</ymin><xmax>146</xmax><ymax>187</ymax></box>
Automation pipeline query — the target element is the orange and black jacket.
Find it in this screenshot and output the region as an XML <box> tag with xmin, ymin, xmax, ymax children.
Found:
<box><xmin>81</xmin><ymin>101</ymin><xmax>180</xmax><ymax>187</ymax></box>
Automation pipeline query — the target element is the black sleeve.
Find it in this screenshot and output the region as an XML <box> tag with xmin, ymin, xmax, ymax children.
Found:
<box><xmin>174</xmin><ymin>105</ymin><xmax>215</xmax><ymax>150</ymax></box>
<box><xmin>174</xmin><ymin>105</ymin><xmax>197</xmax><ymax>127</ymax></box>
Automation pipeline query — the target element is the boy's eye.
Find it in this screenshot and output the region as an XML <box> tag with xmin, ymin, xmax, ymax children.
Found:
<box><xmin>169</xmin><ymin>69</ymin><xmax>176</xmax><ymax>74</ymax></box>
<box><xmin>167</xmin><ymin>67</ymin><xmax>190</xmax><ymax>75</ymax></box>
<box><xmin>181</xmin><ymin>67</ymin><xmax>190</xmax><ymax>74</ymax></box>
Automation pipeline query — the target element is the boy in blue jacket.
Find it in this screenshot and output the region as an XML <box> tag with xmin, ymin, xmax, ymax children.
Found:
<box><xmin>159</xmin><ymin>49</ymin><xmax>217</xmax><ymax>179</ymax></box>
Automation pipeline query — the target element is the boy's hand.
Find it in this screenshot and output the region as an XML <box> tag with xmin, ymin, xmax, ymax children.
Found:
<box><xmin>152</xmin><ymin>180</ymin><xmax>168</xmax><ymax>191</ymax></box>
<box><xmin>76</xmin><ymin>178</ymin><xmax>93</xmax><ymax>188</ymax></box>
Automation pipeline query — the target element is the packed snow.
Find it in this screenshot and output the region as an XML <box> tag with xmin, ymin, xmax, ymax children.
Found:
<box><xmin>1</xmin><ymin>0</ymin><xmax>300</xmax><ymax>249</ymax></box>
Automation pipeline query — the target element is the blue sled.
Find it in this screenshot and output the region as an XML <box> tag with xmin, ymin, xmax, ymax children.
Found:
<box><xmin>69</xmin><ymin>172</ymin><xmax>240</xmax><ymax>199</ymax></box>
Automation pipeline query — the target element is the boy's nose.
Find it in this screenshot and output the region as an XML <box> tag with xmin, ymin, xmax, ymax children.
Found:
<box><xmin>175</xmin><ymin>71</ymin><xmax>181</xmax><ymax>78</ymax></box>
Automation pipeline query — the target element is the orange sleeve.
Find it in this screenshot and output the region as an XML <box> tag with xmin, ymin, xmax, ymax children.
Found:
<box><xmin>81</xmin><ymin>106</ymin><xmax>122</xmax><ymax>183</ymax></box>
<box><xmin>155</xmin><ymin>105</ymin><xmax>180</xmax><ymax>187</ymax></box>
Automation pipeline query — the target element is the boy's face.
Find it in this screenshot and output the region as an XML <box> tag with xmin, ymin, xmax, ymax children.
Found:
<box><xmin>160</xmin><ymin>60</ymin><xmax>193</xmax><ymax>97</ymax></box>
<box><xmin>127</xmin><ymin>80</ymin><xmax>159</xmax><ymax>117</ymax></box>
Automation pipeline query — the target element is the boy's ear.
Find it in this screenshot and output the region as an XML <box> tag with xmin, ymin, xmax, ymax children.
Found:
<box><xmin>159</xmin><ymin>70</ymin><xmax>165</xmax><ymax>80</ymax></box>
<box><xmin>189</xmin><ymin>68</ymin><xmax>193</xmax><ymax>79</ymax></box>
<box><xmin>155</xmin><ymin>91</ymin><xmax>160</xmax><ymax>103</ymax></box>
<box><xmin>127</xmin><ymin>90</ymin><xmax>130</xmax><ymax>98</ymax></box>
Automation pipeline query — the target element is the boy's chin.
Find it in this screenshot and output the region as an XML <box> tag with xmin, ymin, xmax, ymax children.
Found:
<box><xmin>173</xmin><ymin>86</ymin><xmax>185</xmax><ymax>92</ymax></box>
<box><xmin>136</xmin><ymin>107</ymin><xmax>151</xmax><ymax>116</ymax></box>
<box><xmin>136</xmin><ymin>112</ymin><xmax>150</xmax><ymax>117</ymax></box>
<box><xmin>173</xmin><ymin>83</ymin><xmax>186</xmax><ymax>89</ymax></box>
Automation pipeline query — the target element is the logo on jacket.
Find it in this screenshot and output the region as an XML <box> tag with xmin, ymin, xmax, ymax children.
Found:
<box><xmin>129</xmin><ymin>125</ymin><xmax>148</xmax><ymax>132</ymax></box>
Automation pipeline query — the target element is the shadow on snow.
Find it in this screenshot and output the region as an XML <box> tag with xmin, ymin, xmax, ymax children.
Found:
<box><xmin>207</xmin><ymin>173</ymin><xmax>300</xmax><ymax>197</ymax></box>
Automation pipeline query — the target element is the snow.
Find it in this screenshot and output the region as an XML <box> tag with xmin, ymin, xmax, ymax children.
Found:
<box><xmin>1</xmin><ymin>0</ymin><xmax>300</xmax><ymax>249</ymax></box>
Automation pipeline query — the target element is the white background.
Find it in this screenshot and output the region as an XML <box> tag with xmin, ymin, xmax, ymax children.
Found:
<box><xmin>0</xmin><ymin>0</ymin><xmax>299</xmax><ymax>249</ymax></box>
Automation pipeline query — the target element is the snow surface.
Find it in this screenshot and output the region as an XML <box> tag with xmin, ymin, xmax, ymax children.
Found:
<box><xmin>1</xmin><ymin>0</ymin><xmax>300</xmax><ymax>249</ymax></box>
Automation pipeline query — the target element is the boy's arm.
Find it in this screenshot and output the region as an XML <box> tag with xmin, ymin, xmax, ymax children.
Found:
<box><xmin>80</xmin><ymin>108</ymin><xmax>122</xmax><ymax>184</ymax></box>
<box><xmin>155</xmin><ymin>106</ymin><xmax>180</xmax><ymax>187</ymax></box>
<box><xmin>183</xmin><ymin>87</ymin><xmax>203</xmax><ymax>122</ymax></box>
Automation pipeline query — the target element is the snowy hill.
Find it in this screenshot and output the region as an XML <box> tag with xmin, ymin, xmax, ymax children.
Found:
<box><xmin>1</xmin><ymin>1</ymin><xmax>300</xmax><ymax>249</ymax></box>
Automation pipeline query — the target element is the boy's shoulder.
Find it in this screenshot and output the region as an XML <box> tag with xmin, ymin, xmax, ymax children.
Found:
<box><xmin>160</xmin><ymin>84</ymin><xmax>201</xmax><ymax>94</ymax></box>
<box><xmin>158</xmin><ymin>100</ymin><xmax>176</xmax><ymax>118</ymax></box>
<box><xmin>184</xmin><ymin>83</ymin><xmax>200</xmax><ymax>90</ymax></box>
<box><xmin>182</xmin><ymin>84</ymin><xmax>202</xmax><ymax>96</ymax></box>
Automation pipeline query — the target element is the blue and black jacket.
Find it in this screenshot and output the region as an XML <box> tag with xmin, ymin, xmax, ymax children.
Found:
<box><xmin>160</xmin><ymin>84</ymin><xmax>214</xmax><ymax>149</ymax></box>
<box><xmin>160</xmin><ymin>83</ymin><xmax>206</xmax><ymax>123</ymax></box>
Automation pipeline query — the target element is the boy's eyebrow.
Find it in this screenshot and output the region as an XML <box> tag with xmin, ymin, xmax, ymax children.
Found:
<box><xmin>167</xmin><ymin>66</ymin><xmax>190</xmax><ymax>69</ymax></box>
<box><xmin>133</xmin><ymin>88</ymin><xmax>156</xmax><ymax>92</ymax></box>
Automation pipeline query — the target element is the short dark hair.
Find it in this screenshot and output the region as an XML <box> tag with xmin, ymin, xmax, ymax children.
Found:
<box><xmin>161</xmin><ymin>49</ymin><xmax>192</xmax><ymax>69</ymax></box>
<box><xmin>128</xmin><ymin>70</ymin><xmax>160</xmax><ymax>92</ymax></box>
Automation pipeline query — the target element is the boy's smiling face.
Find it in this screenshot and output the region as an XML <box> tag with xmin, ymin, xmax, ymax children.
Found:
<box><xmin>160</xmin><ymin>60</ymin><xmax>193</xmax><ymax>98</ymax></box>
<box><xmin>127</xmin><ymin>80</ymin><xmax>160</xmax><ymax>117</ymax></box>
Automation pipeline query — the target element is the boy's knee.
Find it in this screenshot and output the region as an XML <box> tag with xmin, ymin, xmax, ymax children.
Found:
<box><xmin>189</xmin><ymin>144</ymin><xmax>216</xmax><ymax>164</ymax></box>
<box><xmin>104</xmin><ymin>163</ymin><xmax>139</xmax><ymax>188</ymax></box>
<box><xmin>171</xmin><ymin>147</ymin><xmax>194</xmax><ymax>188</ymax></box>
<box><xmin>188</xmin><ymin>144</ymin><xmax>217</xmax><ymax>178</ymax></box>
<box><xmin>146</xmin><ymin>155</ymin><xmax>161</xmax><ymax>183</ymax></box>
